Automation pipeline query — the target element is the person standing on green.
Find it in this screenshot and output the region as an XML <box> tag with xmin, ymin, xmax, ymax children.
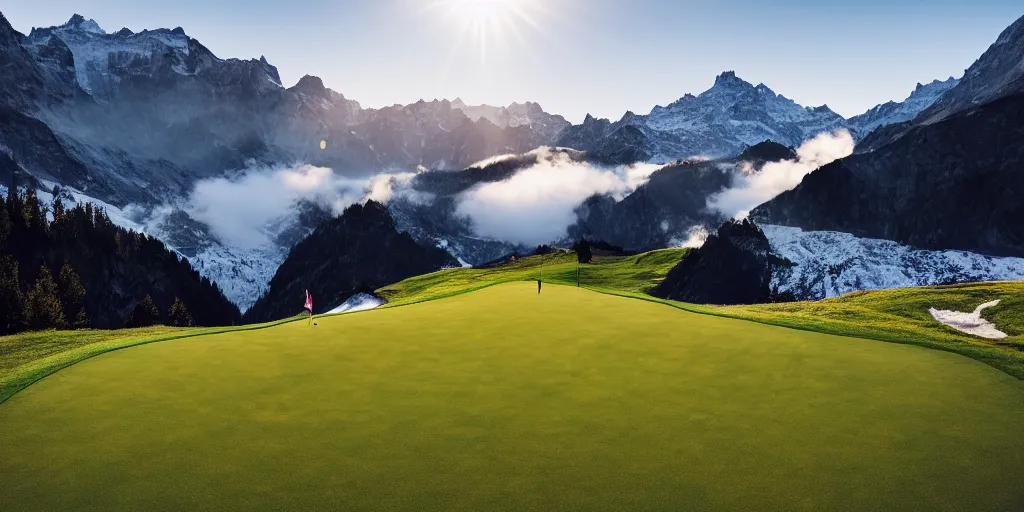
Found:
<box><xmin>537</xmin><ymin>279</ymin><xmax>542</xmax><ymax>294</ymax></box>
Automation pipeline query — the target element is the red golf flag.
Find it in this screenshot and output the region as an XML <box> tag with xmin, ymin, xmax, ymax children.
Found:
<box><xmin>304</xmin><ymin>289</ymin><xmax>313</xmax><ymax>313</ymax></box>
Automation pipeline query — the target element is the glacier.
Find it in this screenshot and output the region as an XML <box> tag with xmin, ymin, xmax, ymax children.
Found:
<box><xmin>763</xmin><ymin>225</ymin><xmax>1024</xmax><ymax>300</ymax></box>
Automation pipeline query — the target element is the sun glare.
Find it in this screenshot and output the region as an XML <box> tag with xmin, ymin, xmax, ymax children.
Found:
<box><xmin>428</xmin><ymin>0</ymin><xmax>545</xmax><ymax>63</ymax></box>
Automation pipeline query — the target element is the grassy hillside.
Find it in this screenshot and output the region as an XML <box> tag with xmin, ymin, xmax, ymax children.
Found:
<box><xmin>0</xmin><ymin>250</ymin><xmax>686</xmax><ymax>405</ymax></box>
<box><xmin>2</xmin><ymin>283</ymin><xmax>1022</xmax><ymax>511</ymax></box>
<box><xmin>4</xmin><ymin>248</ymin><xmax>1022</xmax><ymax>409</ymax></box>
<box><xmin>378</xmin><ymin>251</ymin><xmax>1024</xmax><ymax>379</ymax></box>
<box><xmin>0</xmin><ymin>319</ymin><xmax>302</xmax><ymax>404</ymax></box>
<box><xmin>377</xmin><ymin>249</ymin><xmax>688</xmax><ymax>306</ymax></box>
<box><xmin>621</xmin><ymin>282</ymin><xmax>1024</xmax><ymax>379</ymax></box>
<box><xmin>720</xmin><ymin>282</ymin><xmax>1024</xmax><ymax>350</ymax></box>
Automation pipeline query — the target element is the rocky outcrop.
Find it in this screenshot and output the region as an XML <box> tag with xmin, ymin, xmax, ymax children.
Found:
<box><xmin>753</xmin><ymin>92</ymin><xmax>1024</xmax><ymax>257</ymax></box>
<box><xmin>243</xmin><ymin>201</ymin><xmax>458</xmax><ymax>323</ymax></box>
<box><xmin>567</xmin><ymin>142</ymin><xmax>796</xmax><ymax>251</ymax></box>
<box><xmin>651</xmin><ymin>220</ymin><xmax>782</xmax><ymax>305</ymax></box>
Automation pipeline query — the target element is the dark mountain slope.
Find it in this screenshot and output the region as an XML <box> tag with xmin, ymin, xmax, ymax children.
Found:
<box><xmin>568</xmin><ymin>141</ymin><xmax>796</xmax><ymax>251</ymax></box>
<box><xmin>752</xmin><ymin>92</ymin><xmax>1024</xmax><ymax>257</ymax></box>
<box><xmin>244</xmin><ymin>201</ymin><xmax>458</xmax><ymax>323</ymax></box>
<box><xmin>651</xmin><ymin>220</ymin><xmax>783</xmax><ymax>305</ymax></box>
<box><xmin>858</xmin><ymin>14</ymin><xmax>1024</xmax><ymax>152</ymax></box>
<box><xmin>916</xmin><ymin>14</ymin><xmax>1024</xmax><ymax>126</ymax></box>
<box><xmin>1</xmin><ymin>187</ymin><xmax>240</xmax><ymax>332</ymax></box>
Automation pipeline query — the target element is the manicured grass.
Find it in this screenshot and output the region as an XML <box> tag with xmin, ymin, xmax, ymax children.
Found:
<box><xmin>376</xmin><ymin>249</ymin><xmax>688</xmax><ymax>306</ymax></box>
<box><xmin>379</xmin><ymin>252</ymin><xmax>1024</xmax><ymax>379</ymax></box>
<box><xmin>2</xmin><ymin>283</ymin><xmax>1022</xmax><ymax>511</ymax></box>
<box><xmin>0</xmin><ymin>319</ymin><xmax>303</xmax><ymax>405</ymax></box>
<box><xmin>0</xmin><ymin>250</ymin><xmax>686</xmax><ymax>406</ymax></box>
<box><xmin>610</xmin><ymin>282</ymin><xmax>1024</xmax><ymax>380</ymax></box>
<box><xmin>723</xmin><ymin>281</ymin><xmax>1024</xmax><ymax>348</ymax></box>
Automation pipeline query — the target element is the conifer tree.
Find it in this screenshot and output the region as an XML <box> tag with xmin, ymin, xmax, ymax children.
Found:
<box><xmin>0</xmin><ymin>193</ymin><xmax>9</xmax><ymax>250</ymax></box>
<box><xmin>50</xmin><ymin>187</ymin><xmax>65</xmax><ymax>224</ymax></box>
<box><xmin>0</xmin><ymin>256</ymin><xmax>24</xmax><ymax>334</ymax></box>
<box><xmin>58</xmin><ymin>263</ymin><xmax>88</xmax><ymax>328</ymax></box>
<box><xmin>168</xmin><ymin>297</ymin><xmax>193</xmax><ymax>327</ymax></box>
<box><xmin>25</xmin><ymin>265</ymin><xmax>66</xmax><ymax>330</ymax></box>
<box><xmin>126</xmin><ymin>295</ymin><xmax>161</xmax><ymax>327</ymax></box>
<box><xmin>22</xmin><ymin>187</ymin><xmax>38</xmax><ymax>228</ymax></box>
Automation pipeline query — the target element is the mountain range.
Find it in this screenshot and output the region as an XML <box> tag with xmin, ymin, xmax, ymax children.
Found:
<box><xmin>556</xmin><ymin>71</ymin><xmax>960</xmax><ymax>164</ymax></box>
<box><xmin>753</xmin><ymin>13</ymin><xmax>1024</xmax><ymax>257</ymax></box>
<box><xmin>2</xmin><ymin>9</ymin><xmax>1022</xmax><ymax>313</ymax></box>
<box><xmin>1</xmin><ymin>11</ymin><xmax>966</xmax><ymax>207</ymax></box>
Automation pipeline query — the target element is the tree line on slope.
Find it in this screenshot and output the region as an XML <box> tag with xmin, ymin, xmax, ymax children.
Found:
<box><xmin>0</xmin><ymin>185</ymin><xmax>240</xmax><ymax>335</ymax></box>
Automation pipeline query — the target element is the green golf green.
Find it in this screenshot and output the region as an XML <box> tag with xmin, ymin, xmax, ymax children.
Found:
<box><xmin>2</xmin><ymin>283</ymin><xmax>1023</xmax><ymax>511</ymax></box>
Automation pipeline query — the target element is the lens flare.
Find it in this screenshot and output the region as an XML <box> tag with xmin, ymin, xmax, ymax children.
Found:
<box><xmin>427</xmin><ymin>0</ymin><xmax>546</xmax><ymax>63</ymax></box>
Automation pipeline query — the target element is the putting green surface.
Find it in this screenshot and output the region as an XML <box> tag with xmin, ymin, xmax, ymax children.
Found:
<box><xmin>2</xmin><ymin>284</ymin><xmax>1023</xmax><ymax>511</ymax></box>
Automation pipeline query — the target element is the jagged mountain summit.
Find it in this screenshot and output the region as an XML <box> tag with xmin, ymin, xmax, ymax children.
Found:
<box><xmin>916</xmin><ymin>14</ymin><xmax>1024</xmax><ymax>126</ymax></box>
<box><xmin>451</xmin><ymin>98</ymin><xmax>570</xmax><ymax>143</ymax></box>
<box><xmin>555</xmin><ymin>70</ymin><xmax>956</xmax><ymax>164</ymax></box>
<box><xmin>0</xmin><ymin>10</ymin><xmax>570</xmax><ymax>310</ymax></box>
<box><xmin>846</xmin><ymin>77</ymin><xmax>959</xmax><ymax>138</ymax></box>
<box><xmin>753</xmin><ymin>13</ymin><xmax>1024</xmax><ymax>258</ymax></box>
<box><xmin>0</xmin><ymin>8</ymin><xmax>1004</xmax><ymax>311</ymax></box>
<box><xmin>0</xmin><ymin>12</ymin><xmax>568</xmax><ymax>207</ymax></box>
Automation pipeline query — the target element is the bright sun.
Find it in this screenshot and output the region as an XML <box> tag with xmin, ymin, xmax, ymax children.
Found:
<box><xmin>428</xmin><ymin>0</ymin><xmax>545</xmax><ymax>63</ymax></box>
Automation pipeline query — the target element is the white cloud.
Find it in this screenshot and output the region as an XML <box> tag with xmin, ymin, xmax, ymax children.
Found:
<box><xmin>671</xmin><ymin>225</ymin><xmax>710</xmax><ymax>249</ymax></box>
<box><xmin>467</xmin><ymin>152</ymin><xmax>519</xmax><ymax>169</ymax></box>
<box><xmin>455</xmin><ymin>148</ymin><xmax>664</xmax><ymax>246</ymax></box>
<box><xmin>365</xmin><ymin>171</ymin><xmax>433</xmax><ymax>205</ymax></box>
<box><xmin>186</xmin><ymin>164</ymin><xmax>382</xmax><ymax>249</ymax></box>
<box><xmin>706</xmin><ymin>130</ymin><xmax>854</xmax><ymax>219</ymax></box>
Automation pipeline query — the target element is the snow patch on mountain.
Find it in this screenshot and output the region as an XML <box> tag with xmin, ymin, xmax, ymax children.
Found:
<box><xmin>847</xmin><ymin>77</ymin><xmax>960</xmax><ymax>137</ymax></box>
<box><xmin>24</xmin><ymin>182</ymin><xmax>284</xmax><ymax>312</ymax></box>
<box><xmin>559</xmin><ymin>70</ymin><xmax>964</xmax><ymax>164</ymax></box>
<box><xmin>764</xmin><ymin>225</ymin><xmax>1024</xmax><ymax>300</ymax></box>
<box><xmin>25</xmin><ymin>16</ymin><xmax>191</xmax><ymax>96</ymax></box>
<box><xmin>916</xmin><ymin>14</ymin><xmax>1024</xmax><ymax>125</ymax></box>
<box><xmin>451</xmin><ymin>98</ymin><xmax>570</xmax><ymax>141</ymax></box>
<box><xmin>187</xmin><ymin>244</ymin><xmax>284</xmax><ymax>312</ymax></box>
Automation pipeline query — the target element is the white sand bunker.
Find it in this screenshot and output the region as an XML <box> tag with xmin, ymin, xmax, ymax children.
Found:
<box><xmin>928</xmin><ymin>300</ymin><xmax>1008</xmax><ymax>339</ymax></box>
<box><xmin>326</xmin><ymin>293</ymin><xmax>384</xmax><ymax>315</ymax></box>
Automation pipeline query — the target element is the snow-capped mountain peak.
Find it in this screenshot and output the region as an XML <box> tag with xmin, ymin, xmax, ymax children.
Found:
<box><xmin>846</xmin><ymin>76</ymin><xmax>960</xmax><ymax>137</ymax></box>
<box><xmin>557</xmin><ymin>66</ymin><xmax>970</xmax><ymax>164</ymax></box>
<box><xmin>916</xmin><ymin>14</ymin><xmax>1024</xmax><ymax>125</ymax></box>
<box><xmin>559</xmin><ymin>70</ymin><xmax>848</xmax><ymax>163</ymax></box>
<box><xmin>712</xmin><ymin>70</ymin><xmax>746</xmax><ymax>88</ymax></box>
<box><xmin>450</xmin><ymin>98</ymin><xmax>569</xmax><ymax>141</ymax></box>
<box><xmin>26</xmin><ymin>17</ymin><xmax>195</xmax><ymax>97</ymax></box>
<box><xmin>291</xmin><ymin>74</ymin><xmax>330</xmax><ymax>98</ymax></box>
<box><xmin>61</xmin><ymin>14</ymin><xmax>105</xmax><ymax>35</ymax></box>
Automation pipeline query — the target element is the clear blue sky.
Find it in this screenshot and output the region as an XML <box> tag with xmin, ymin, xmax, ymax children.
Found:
<box><xmin>4</xmin><ymin>0</ymin><xmax>1021</xmax><ymax>123</ymax></box>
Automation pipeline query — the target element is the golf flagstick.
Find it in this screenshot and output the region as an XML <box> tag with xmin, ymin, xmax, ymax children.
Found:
<box><xmin>305</xmin><ymin>289</ymin><xmax>315</xmax><ymax>325</ymax></box>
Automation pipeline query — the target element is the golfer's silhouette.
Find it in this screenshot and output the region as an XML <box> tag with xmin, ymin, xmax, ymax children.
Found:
<box><xmin>537</xmin><ymin>279</ymin><xmax>542</xmax><ymax>294</ymax></box>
